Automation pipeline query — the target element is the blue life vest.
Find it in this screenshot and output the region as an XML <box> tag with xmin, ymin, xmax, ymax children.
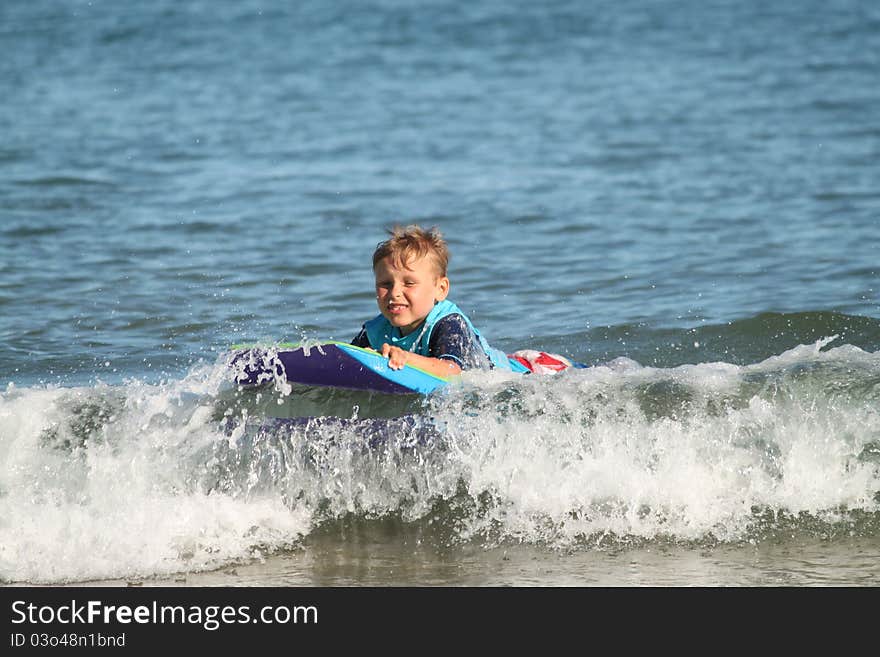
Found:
<box><xmin>363</xmin><ymin>300</ymin><xmax>528</xmax><ymax>372</ymax></box>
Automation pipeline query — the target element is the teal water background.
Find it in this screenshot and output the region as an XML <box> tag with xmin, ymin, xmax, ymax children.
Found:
<box><xmin>1</xmin><ymin>0</ymin><xmax>879</xmax><ymax>585</ymax></box>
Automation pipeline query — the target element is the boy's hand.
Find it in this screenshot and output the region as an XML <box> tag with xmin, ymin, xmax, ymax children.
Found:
<box><xmin>377</xmin><ymin>344</ymin><xmax>462</xmax><ymax>377</ymax></box>
<box><xmin>381</xmin><ymin>343</ymin><xmax>409</xmax><ymax>370</ymax></box>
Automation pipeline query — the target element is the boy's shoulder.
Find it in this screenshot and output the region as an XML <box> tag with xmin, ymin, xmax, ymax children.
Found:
<box><xmin>431</xmin><ymin>312</ymin><xmax>479</xmax><ymax>341</ymax></box>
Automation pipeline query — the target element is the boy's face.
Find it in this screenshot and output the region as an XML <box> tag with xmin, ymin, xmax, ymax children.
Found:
<box><xmin>374</xmin><ymin>255</ymin><xmax>449</xmax><ymax>336</ymax></box>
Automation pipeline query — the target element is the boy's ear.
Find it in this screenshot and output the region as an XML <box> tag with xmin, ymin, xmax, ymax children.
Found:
<box><xmin>435</xmin><ymin>276</ymin><xmax>450</xmax><ymax>301</ymax></box>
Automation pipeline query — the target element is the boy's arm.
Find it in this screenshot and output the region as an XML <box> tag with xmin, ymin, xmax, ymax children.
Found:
<box><xmin>351</xmin><ymin>328</ymin><xmax>370</xmax><ymax>347</ymax></box>
<box><xmin>380</xmin><ymin>344</ymin><xmax>462</xmax><ymax>377</ymax></box>
<box><xmin>428</xmin><ymin>314</ymin><xmax>491</xmax><ymax>370</ymax></box>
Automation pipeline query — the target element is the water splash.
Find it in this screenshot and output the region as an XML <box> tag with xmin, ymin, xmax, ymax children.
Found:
<box><xmin>2</xmin><ymin>338</ymin><xmax>879</xmax><ymax>583</ymax></box>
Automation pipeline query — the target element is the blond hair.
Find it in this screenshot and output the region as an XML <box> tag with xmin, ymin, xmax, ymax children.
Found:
<box><xmin>372</xmin><ymin>224</ymin><xmax>449</xmax><ymax>277</ymax></box>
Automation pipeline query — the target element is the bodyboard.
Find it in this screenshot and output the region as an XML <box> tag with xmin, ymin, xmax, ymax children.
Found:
<box><xmin>229</xmin><ymin>341</ymin><xmax>452</xmax><ymax>395</ymax></box>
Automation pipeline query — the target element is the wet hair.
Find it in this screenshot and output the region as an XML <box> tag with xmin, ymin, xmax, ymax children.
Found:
<box><xmin>372</xmin><ymin>224</ymin><xmax>449</xmax><ymax>277</ymax></box>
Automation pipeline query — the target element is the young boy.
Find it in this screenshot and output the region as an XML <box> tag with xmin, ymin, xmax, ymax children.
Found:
<box><xmin>351</xmin><ymin>225</ymin><xmax>527</xmax><ymax>376</ymax></box>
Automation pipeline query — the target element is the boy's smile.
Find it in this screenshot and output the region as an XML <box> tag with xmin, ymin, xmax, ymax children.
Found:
<box><xmin>374</xmin><ymin>255</ymin><xmax>449</xmax><ymax>336</ymax></box>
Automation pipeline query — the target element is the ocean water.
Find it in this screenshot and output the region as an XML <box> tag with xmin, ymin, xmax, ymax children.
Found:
<box><xmin>1</xmin><ymin>0</ymin><xmax>879</xmax><ymax>586</ymax></box>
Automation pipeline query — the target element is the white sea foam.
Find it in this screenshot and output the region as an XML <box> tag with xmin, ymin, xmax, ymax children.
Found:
<box><xmin>1</xmin><ymin>340</ymin><xmax>878</xmax><ymax>583</ymax></box>
<box><xmin>0</xmin><ymin>362</ymin><xmax>310</xmax><ymax>584</ymax></box>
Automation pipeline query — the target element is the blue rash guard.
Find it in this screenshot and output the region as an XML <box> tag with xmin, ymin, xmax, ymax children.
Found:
<box><xmin>351</xmin><ymin>300</ymin><xmax>529</xmax><ymax>372</ymax></box>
